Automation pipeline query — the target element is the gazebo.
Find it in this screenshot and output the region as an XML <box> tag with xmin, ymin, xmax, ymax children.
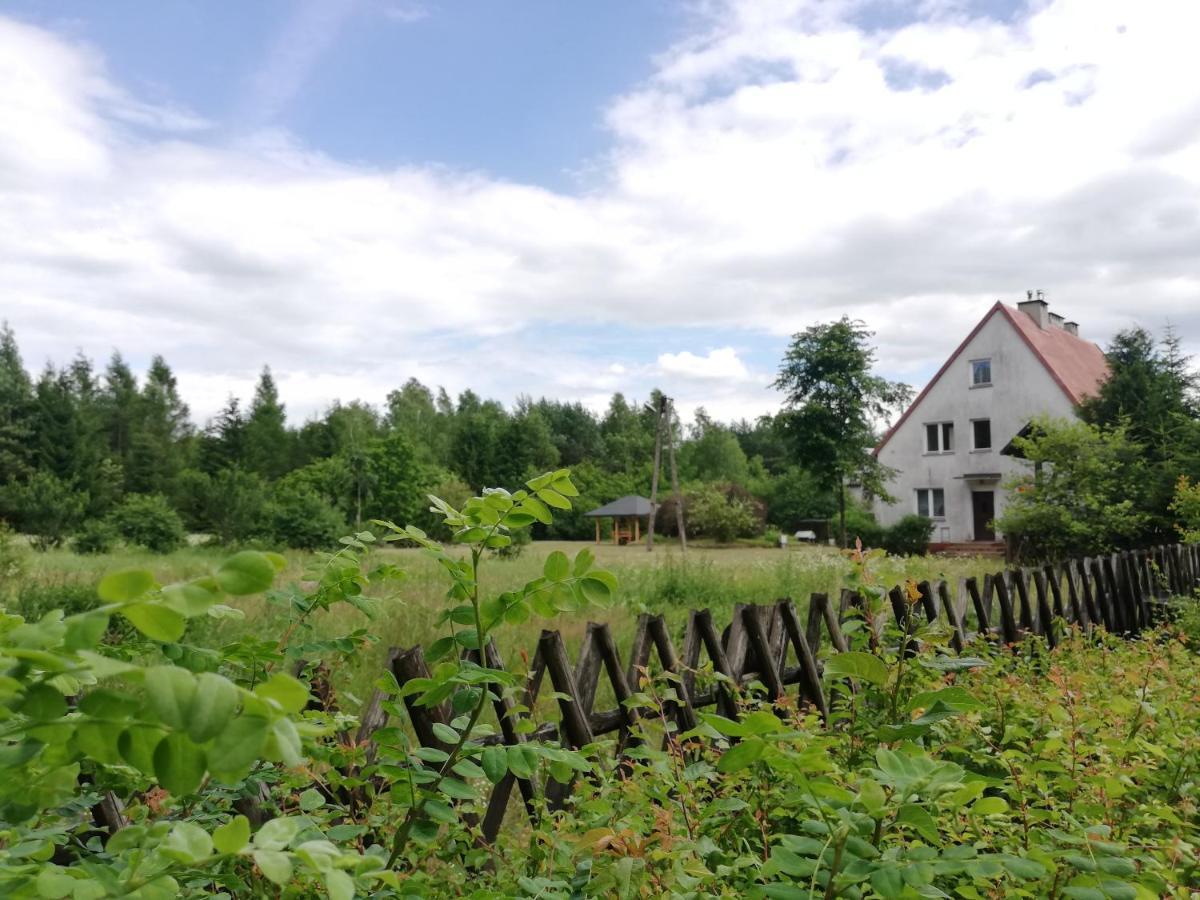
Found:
<box><xmin>584</xmin><ymin>495</ymin><xmax>652</xmax><ymax>545</ymax></box>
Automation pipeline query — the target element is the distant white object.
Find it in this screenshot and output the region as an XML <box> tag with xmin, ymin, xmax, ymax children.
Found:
<box><xmin>778</xmin><ymin>534</ymin><xmax>788</xmax><ymax>549</ymax></box>
<box><xmin>793</xmin><ymin>530</ymin><xmax>817</xmax><ymax>543</ymax></box>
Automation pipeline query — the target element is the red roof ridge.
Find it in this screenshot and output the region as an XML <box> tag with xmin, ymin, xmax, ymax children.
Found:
<box><xmin>874</xmin><ymin>301</ymin><xmax>1108</xmax><ymax>455</ymax></box>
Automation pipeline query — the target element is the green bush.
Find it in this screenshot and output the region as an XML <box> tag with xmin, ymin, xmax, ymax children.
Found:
<box><xmin>687</xmin><ymin>483</ymin><xmax>762</xmax><ymax>543</ymax></box>
<box><xmin>882</xmin><ymin>514</ymin><xmax>934</xmax><ymax>556</ymax></box>
<box><xmin>0</xmin><ymin>472</ymin><xmax>88</xmax><ymax>550</ymax></box>
<box><xmin>108</xmin><ymin>492</ymin><xmax>187</xmax><ymax>553</ymax></box>
<box><xmin>13</xmin><ymin>580</ymin><xmax>97</xmax><ymax>620</ymax></box>
<box><xmin>843</xmin><ymin>501</ymin><xmax>884</xmax><ymax>549</ymax></box>
<box><xmin>266</xmin><ymin>485</ymin><xmax>346</xmax><ymax>550</ymax></box>
<box><xmin>0</xmin><ymin>521</ymin><xmax>26</xmax><ymax>603</ymax></box>
<box><xmin>72</xmin><ymin>520</ymin><xmax>118</xmax><ymax>555</ymax></box>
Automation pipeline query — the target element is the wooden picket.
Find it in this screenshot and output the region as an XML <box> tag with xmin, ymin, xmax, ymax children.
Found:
<box><xmin>359</xmin><ymin>542</ymin><xmax>1199</xmax><ymax>842</ymax></box>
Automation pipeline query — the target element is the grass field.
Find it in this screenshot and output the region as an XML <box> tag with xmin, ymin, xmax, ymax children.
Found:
<box><xmin>8</xmin><ymin>538</ymin><xmax>1001</xmax><ymax>702</ymax></box>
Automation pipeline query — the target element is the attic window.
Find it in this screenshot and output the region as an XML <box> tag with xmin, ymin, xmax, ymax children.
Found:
<box><xmin>971</xmin><ymin>358</ymin><xmax>992</xmax><ymax>386</ymax></box>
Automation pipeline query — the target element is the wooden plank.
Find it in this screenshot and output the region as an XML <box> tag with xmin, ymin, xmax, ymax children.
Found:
<box><xmin>625</xmin><ymin>614</ymin><xmax>653</xmax><ymax>690</ymax></box>
<box><xmin>939</xmin><ymin>581</ymin><xmax>966</xmax><ymax>654</ymax></box>
<box><xmin>1031</xmin><ymin>570</ymin><xmax>1057</xmax><ymax>648</ymax></box>
<box><xmin>572</xmin><ymin>624</ymin><xmax>604</xmax><ymax>718</ymax></box>
<box><xmin>591</xmin><ymin>623</ymin><xmax>641</xmax><ymax>745</ymax></box>
<box><xmin>993</xmin><ymin>572</ymin><xmax>1020</xmax><ymax>645</ymax></box>
<box><xmin>1062</xmin><ymin>562</ymin><xmax>1089</xmax><ymax>634</ymax></box>
<box><xmin>916</xmin><ymin>580</ymin><xmax>939</xmax><ymax>623</ymax></box>
<box><xmin>742</xmin><ymin>605</ymin><xmax>785</xmax><ymax>701</ymax></box>
<box><xmin>817</xmin><ymin>592</ymin><xmax>850</xmax><ymax>654</ymax></box>
<box><xmin>648</xmin><ymin>615</ymin><xmax>697</xmax><ymax>733</ymax></box>
<box><xmin>1009</xmin><ymin>570</ymin><xmax>1034</xmax><ymax>633</ymax></box>
<box><xmin>724</xmin><ymin>603</ymin><xmax>752</xmax><ymax>681</ymax></box>
<box><xmin>694</xmin><ymin>609</ymin><xmax>738</xmax><ymax>719</ymax></box>
<box><xmin>966</xmin><ymin>576</ymin><xmax>990</xmax><ymax>634</ymax></box>
<box><xmin>392</xmin><ymin>646</ymin><xmax>453</xmax><ymax>752</ymax></box>
<box><xmin>777</xmin><ymin>600</ymin><xmax>827</xmax><ymax>720</ymax></box>
<box><xmin>805</xmin><ymin>593</ymin><xmax>826</xmax><ymax>656</ymax></box>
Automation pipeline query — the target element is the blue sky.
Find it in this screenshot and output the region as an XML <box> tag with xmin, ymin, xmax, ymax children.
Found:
<box><xmin>0</xmin><ymin>0</ymin><xmax>1197</xmax><ymax>426</ymax></box>
<box><xmin>11</xmin><ymin>0</ymin><xmax>684</xmax><ymax>188</ymax></box>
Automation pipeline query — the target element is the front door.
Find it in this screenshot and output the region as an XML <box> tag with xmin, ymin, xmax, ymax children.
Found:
<box><xmin>972</xmin><ymin>491</ymin><xmax>995</xmax><ymax>541</ymax></box>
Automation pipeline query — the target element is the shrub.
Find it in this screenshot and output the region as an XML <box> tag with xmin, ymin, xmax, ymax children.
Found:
<box><xmin>108</xmin><ymin>492</ymin><xmax>187</xmax><ymax>553</ymax></box>
<box><xmin>843</xmin><ymin>501</ymin><xmax>884</xmax><ymax>549</ymax></box>
<box><xmin>881</xmin><ymin>514</ymin><xmax>934</xmax><ymax>556</ymax></box>
<box><xmin>204</xmin><ymin>467</ymin><xmax>269</xmax><ymax>544</ymax></box>
<box><xmin>687</xmin><ymin>483</ymin><xmax>763</xmax><ymax>543</ymax></box>
<box><xmin>266</xmin><ymin>485</ymin><xmax>346</xmax><ymax>550</ymax></box>
<box><xmin>13</xmin><ymin>580</ymin><xmax>97</xmax><ymax>620</ymax></box>
<box><xmin>1171</xmin><ymin>475</ymin><xmax>1200</xmax><ymax>543</ymax></box>
<box><xmin>0</xmin><ymin>521</ymin><xmax>26</xmax><ymax>603</ymax></box>
<box><xmin>0</xmin><ymin>472</ymin><xmax>87</xmax><ymax>550</ymax></box>
<box><xmin>72</xmin><ymin>519</ymin><xmax>118</xmax><ymax>555</ymax></box>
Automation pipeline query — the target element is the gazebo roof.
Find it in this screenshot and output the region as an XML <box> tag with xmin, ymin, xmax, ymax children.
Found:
<box><xmin>584</xmin><ymin>495</ymin><xmax>652</xmax><ymax>518</ymax></box>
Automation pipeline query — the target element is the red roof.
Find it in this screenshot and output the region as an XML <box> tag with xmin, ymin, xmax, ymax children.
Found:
<box><xmin>875</xmin><ymin>301</ymin><xmax>1109</xmax><ymax>454</ymax></box>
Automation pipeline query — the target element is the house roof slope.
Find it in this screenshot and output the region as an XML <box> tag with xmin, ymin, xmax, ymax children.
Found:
<box><xmin>997</xmin><ymin>303</ymin><xmax>1109</xmax><ymax>404</ymax></box>
<box><xmin>874</xmin><ymin>301</ymin><xmax>1109</xmax><ymax>455</ymax></box>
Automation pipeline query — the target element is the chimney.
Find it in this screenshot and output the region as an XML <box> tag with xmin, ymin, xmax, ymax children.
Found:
<box><xmin>1018</xmin><ymin>289</ymin><xmax>1050</xmax><ymax>328</ymax></box>
<box><xmin>1064</xmin><ymin>321</ymin><xmax>1079</xmax><ymax>336</ymax></box>
<box><xmin>1048</xmin><ymin>312</ymin><xmax>1065</xmax><ymax>329</ymax></box>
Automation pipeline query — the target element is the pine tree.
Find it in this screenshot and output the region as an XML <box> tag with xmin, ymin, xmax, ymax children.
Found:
<box><xmin>100</xmin><ymin>352</ymin><xmax>139</xmax><ymax>474</ymax></box>
<box><xmin>0</xmin><ymin>322</ymin><xmax>34</xmax><ymax>487</ymax></box>
<box><xmin>199</xmin><ymin>397</ymin><xmax>247</xmax><ymax>475</ymax></box>
<box><xmin>128</xmin><ymin>355</ymin><xmax>191</xmax><ymax>495</ymax></box>
<box><xmin>244</xmin><ymin>367</ymin><xmax>289</xmax><ymax>478</ymax></box>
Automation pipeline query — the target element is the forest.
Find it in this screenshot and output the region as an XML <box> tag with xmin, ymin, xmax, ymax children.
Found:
<box><xmin>0</xmin><ymin>322</ymin><xmax>839</xmax><ymax>554</ymax></box>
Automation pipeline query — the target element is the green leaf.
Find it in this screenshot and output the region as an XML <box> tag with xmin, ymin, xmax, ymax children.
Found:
<box><xmin>118</xmin><ymin>725</ymin><xmax>166</xmax><ymax>775</ymax></box>
<box><xmin>187</xmin><ymin>673</ymin><xmax>240</xmax><ymax>743</ymax></box>
<box><xmin>153</xmin><ymin>732</ymin><xmax>207</xmax><ymax>796</ymax></box>
<box><xmin>440</xmin><ymin>778</ymin><xmax>476</xmax><ymax>800</ymax></box>
<box><xmin>572</xmin><ymin>547</ymin><xmax>594</xmax><ymax>576</ymax></box>
<box><xmin>298</xmin><ymin>788</ymin><xmax>325</xmax><ymax>811</ymax></box>
<box><xmin>97</xmin><ymin>569</ymin><xmax>156</xmax><ymax>603</ymax></box>
<box><xmin>253</xmin><ymin>849</ymin><xmax>293</xmax><ymax>885</ymax></box>
<box><xmin>122</xmin><ymin>603</ymin><xmax>186</xmax><ymax>642</ymax></box>
<box><xmin>1000</xmin><ymin>855</ymin><xmax>1048</xmax><ymax>880</ymax></box>
<box><xmin>507</xmin><ymin>744</ymin><xmax>537</xmax><ymax>779</ymax></box>
<box><xmin>431</xmin><ymin>722</ymin><xmax>459</xmax><ymax>744</ymax></box>
<box><xmin>21</xmin><ymin>683</ymin><xmax>67</xmax><ymax>721</ymax></box>
<box><xmin>63</xmin><ymin>612</ymin><xmax>110</xmax><ymax>651</ymax></box>
<box><xmin>543</xmin><ymin>551</ymin><xmax>570</xmax><ymax>582</ymax></box>
<box><xmin>213</xmin><ymin>815</ymin><xmax>251</xmax><ymax>855</ymax></box>
<box><xmin>254</xmin><ymin>673</ymin><xmax>310</xmax><ymax>715</ymax></box>
<box><xmin>208</xmin><ymin>716</ymin><xmax>269</xmax><ymax>780</ymax></box>
<box><xmin>823</xmin><ymin>651</ymin><xmax>888</xmax><ymax>686</ymax></box>
<box><xmin>255</xmin><ymin>817</ymin><xmax>302</xmax><ymax>851</ymax></box>
<box><xmin>971</xmin><ymin>796</ymin><xmax>1009</xmax><ymax>817</ymax></box>
<box><xmin>871</xmin><ymin>866</ymin><xmax>905</xmax><ymax>898</ymax></box>
<box><xmin>857</xmin><ymin>778</ymin><xmax>887</xmax><ymax>818</ymax></box>
<box><xmin>216</xmin><ymin>551</ymin><xmax>276</xmax><ymax>596</ymax></box>
<box><xmin>161</xmin><ymin>821</ymin><xmax>214</xmax><ymax>863</ymax></box>
<box><xmin>536</xmin><ymin>488</ymin><xmax>570</xmax><ymax>510</ymax></box>
<box><xmin>35</xmin><ymin>866</ymin><xmax>76</xmax><ymax>899</ymax></box>
<box><xmin>897</xmin><ymin>804</ymin><xmax>940</xmax><ymax>843</ymax></box>
<box><xmin>717</xmin><ymin>737</ymin><xmax>766</xmax><ymax>773</ymax></box>
<box><xmin>481</xmin><ymin>746</ymin><xmax>508</xmax><ymax>783</ymax></box>
<box><xmin>325</xmin><ymin>870</ymin><xmax>354</xmax><ymax>900</ymax></box>
<box><xmin>144</xmin><ymin>666</ymin><xmax>197</xmax><ymax>730</ymax></box>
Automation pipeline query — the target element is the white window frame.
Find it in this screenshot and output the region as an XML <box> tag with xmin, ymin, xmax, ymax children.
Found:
<box><xmin>970</xmin><ymin>417</ymin><xmax>993</xmax><ymax>452</ymax></box>
<box><xmin>970</xmin><ymin>358</ymin><xmax>992</xmax><ymax>388</ymax></box>
<box><xmin>916</xmin><ymin>487</ymin><xmax>945</xmax><ymax>519</ymax></box>
<box><xmin>924</xmin><ymin>421</ymin><xmax>954</xmax><ymax>454</ymax></box>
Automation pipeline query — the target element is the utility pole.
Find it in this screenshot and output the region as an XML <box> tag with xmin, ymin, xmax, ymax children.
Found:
<box><xmin>646</xmin><ymin>394</ymin><xmax>665</xmax><ymax>551</ymax></box>
<box><xmin>646</xmin><ymin>393</ymin><xmax>687</xmax><ymax>552</ymax></box>
<box><xmin>667</xmin><ymin>400</ymin><xmax>687</xmax><ymax>552</ymax></box>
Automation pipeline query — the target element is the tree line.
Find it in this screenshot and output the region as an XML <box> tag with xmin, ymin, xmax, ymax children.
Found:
<box><xmin>0</xmin><ymin>322</ymin><xmax>848</xmax><ymax>552</ymax></box>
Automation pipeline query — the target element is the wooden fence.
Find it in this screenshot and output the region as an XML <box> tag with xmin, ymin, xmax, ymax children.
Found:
<box><xmin>355</xmin><ymin>542</ymin><xmax>1200</xmax><ymax>843</ymax></box>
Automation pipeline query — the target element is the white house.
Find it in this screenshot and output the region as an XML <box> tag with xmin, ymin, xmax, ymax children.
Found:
<box><xmin>873</xmin><ymin>296</ymin><xmax>1109</xmax><ymax>545</ymax></box>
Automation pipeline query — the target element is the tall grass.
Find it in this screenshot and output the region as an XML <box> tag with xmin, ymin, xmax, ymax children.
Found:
<box><xmin>6</xmin><ymin>540</ymin><xmax>1001</xmax><ymax>701</ymax></box>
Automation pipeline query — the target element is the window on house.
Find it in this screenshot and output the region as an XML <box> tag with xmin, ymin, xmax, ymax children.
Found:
<box><xmin>916</xmin><ymin>488</ymin><xmax>945</xmax><ymax>518</ymax></box>
<box><xmin>972</xmin><ymin>418</ymin><xmax>992</xmax><ymax>450</ymax></box>
<box><xmin>925</xmin><ymin>421</ymin><xmax>954</xmax><ymax>453</ymax></box>
<box><xmin>971</xmin><ymin>358</ymin><xmax>992</xmax><ymax>386</ymax></box>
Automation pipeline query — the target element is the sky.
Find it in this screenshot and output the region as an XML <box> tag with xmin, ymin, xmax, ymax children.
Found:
<box><xmin>2</xmin><ymin>0</ymin><xmax>1199</xmax><ymax>428</ymax></box>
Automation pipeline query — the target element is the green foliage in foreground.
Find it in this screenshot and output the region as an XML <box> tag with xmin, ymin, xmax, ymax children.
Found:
<box><xmin>2</xmin><ymin>474</ymin><xmax>1199</xmax><ymax>898</ymax></box>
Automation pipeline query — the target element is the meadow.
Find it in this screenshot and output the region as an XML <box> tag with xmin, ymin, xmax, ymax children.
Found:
<box><xmin>9</xmin><ymin>538</ymin><xmax>992</xmax><ymax>701</ymax></box>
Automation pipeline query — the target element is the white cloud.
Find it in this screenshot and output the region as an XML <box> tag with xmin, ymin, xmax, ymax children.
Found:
<box><xmin>658</xmin><ymin>347</ymin><xmax>751</xmax><ymax>381</ymax></box>
<box><xmin>1</xmin><ymin>1</ymin><xmax>1199</xmax><ymax>424</ymax></box>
